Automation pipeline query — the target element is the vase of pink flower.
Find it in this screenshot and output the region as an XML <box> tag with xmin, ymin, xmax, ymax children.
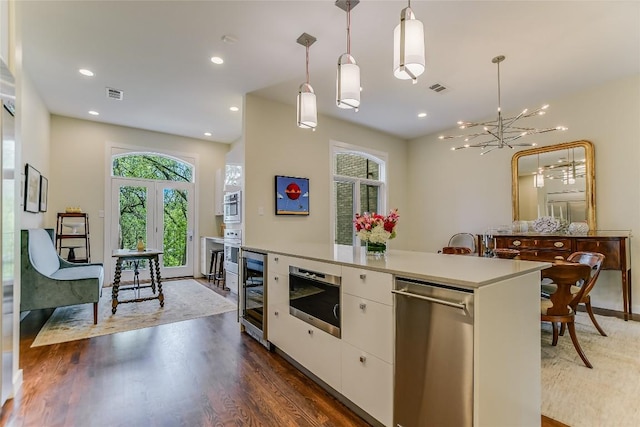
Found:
<box><xmin>354</xmin><ymin>209</ymin><xmax>399</xmax><ymax>257</ymax></box>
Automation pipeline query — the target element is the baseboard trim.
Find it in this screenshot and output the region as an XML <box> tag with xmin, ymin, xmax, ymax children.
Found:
<box><xmin>583</xmin><ymin>306</ymin><xmax>640</xmax><ymax>322</ymax></box>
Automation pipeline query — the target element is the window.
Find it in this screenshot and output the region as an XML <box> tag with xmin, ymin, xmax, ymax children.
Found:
<box><xmin>112</xmin><ymin>153</ymin><xmax>193</xmax><ymax>182</ymax></box>
<box><xmin>331</xmin><ymin>142</ymin><xmax>387</xmax><ymax>245</ymax></box>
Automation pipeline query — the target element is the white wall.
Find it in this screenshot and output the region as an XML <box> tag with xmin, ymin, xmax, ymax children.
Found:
<box><xmin>49</xmin><ymin>115</ymin><xmax>229</xmax><ymax>265</ymax></box>
<box><xmin>19</xmin><ymin>73</ymin><xmax>49</xmax><ymax>230</ymax></box>
<box><xmin>243</xmin><ymin>94</ymin><xmax>408</xmax><ymax>249</ymax></box>
<box><xmin>407</xmin><ymin>74</ymin><xmax>640</xmax><ymax>312</ymax></box>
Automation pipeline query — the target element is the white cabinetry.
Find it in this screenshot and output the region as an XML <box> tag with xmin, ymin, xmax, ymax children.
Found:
<box><xmin>341</xmin><ymin>266</ymin><xmax>393</xmax><ymax>426</ymax></box>
<box><xmin>214</xmin><ymin>168</ymin><xmax>224</xmax><ymax>216</ymax></box>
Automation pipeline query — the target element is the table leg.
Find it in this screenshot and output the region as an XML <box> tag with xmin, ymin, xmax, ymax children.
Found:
<box><xmin>154</xmin><ymin>256</ymin><xmax>164</xmax><ymax>307</ymax></box>
<box><xmin>149</xmin><ymin>258</ymin><xmax>157</xmax><ymax>294</ymax></box>
<box><xmin>112</xmin><ymin>258</ymin><xmax>123</xmax><ymax>314</ymax></box>
<box><xmin>623</xmin><ymin>269</ymin><xmax>632</xmax><ymax>320</ymax></box>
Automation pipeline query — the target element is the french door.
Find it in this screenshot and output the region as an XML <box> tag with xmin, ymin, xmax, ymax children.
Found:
<box><xmin>110</xmin><ymin>178</ymin><xmax>194</xmax><ymax>282</ymax></box>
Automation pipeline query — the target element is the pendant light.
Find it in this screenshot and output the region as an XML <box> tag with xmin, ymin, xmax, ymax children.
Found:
<box><xmin>296</xmin><ymin>33</ymin><xmax>317</xmax><ymax>130</ymax></box>
<box><xmin>393</xmin><ymin>0</ymin><xmax>425</xmax><ymax>83</ymax></box>
<box><xmin>335</xmin><ymin>0</ymin><xmax>360</xmax><ymax>111</ymax></box>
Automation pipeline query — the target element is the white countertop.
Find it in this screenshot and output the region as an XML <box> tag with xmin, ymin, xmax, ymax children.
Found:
<box><xmin>242</xmin><ymin>243</ymin><xmax>550</xmax><ymax>290</ymax></box>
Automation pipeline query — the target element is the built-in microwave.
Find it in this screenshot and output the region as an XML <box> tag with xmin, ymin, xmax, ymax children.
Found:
<box><xmin>289</xmin><ymin>266</ymin><xmax>341</xmax><ymax>338</ymax></box>
<box><xmin>223</xmin><ymin>190</ymin><xmax>241</xmax><ymax>224</ymax></box>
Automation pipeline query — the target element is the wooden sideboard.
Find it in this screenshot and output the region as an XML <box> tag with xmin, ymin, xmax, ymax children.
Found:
<box><xmin>478</xmin><ymin>231</ymin><xmax>633</xmax><ymax>320</ymax></box>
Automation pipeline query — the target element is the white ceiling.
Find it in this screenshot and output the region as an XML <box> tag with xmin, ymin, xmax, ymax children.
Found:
<box><xmin>19</xmin><ymin>1</ymin><xmax>640</xmax><ymax>144</ymax></box>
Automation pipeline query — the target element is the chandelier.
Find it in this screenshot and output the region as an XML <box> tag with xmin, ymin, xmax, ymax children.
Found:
<box><xmin>440</xmin><ymin>55</ymin><xmax>567</xmax><ymax>155</ymax></box>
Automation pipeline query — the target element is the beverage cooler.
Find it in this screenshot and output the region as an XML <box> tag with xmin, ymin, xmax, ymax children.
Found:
<box><xmin>239</xmin><ymin>250</ymin><xmax>270</xmax><ymax>349</ymax></box>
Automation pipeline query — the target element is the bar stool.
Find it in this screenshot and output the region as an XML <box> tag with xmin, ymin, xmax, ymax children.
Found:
<box><xmin>208</xmin><ymin>249</ymin><xmax>226</xmax><ymax>289</ymax></box>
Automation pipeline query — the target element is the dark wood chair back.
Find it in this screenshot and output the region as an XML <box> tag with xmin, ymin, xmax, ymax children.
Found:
<box><xmin>441</xmin><ymin>246</ymin><xmax>472</xmax><ymax>255</ymax></box>
<box><xmin>566</xmin><ymin>251</ymin><xmax>605</xmax><ymax>298</ymax></box>
<box><xmin>541</xmin><ymin>263</ymin><xmax>592</xmax><ymax>316</ymax></box>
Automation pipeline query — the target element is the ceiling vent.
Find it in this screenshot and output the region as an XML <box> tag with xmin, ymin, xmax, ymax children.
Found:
<box><xmin>428</xmin><ymin>83</ymin><xmax>448</xmax><ymax>93</ymax></box>
<box><xmin>106</xmin><ymin>87</ymin><xmax>124</xmax><ymax>100</ymax></box>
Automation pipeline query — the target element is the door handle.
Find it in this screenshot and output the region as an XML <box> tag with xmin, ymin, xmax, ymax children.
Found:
<box><xmin>392</xmin><ymin>289</ymin><xmax>467</xmax><ymax>310</ymax></box>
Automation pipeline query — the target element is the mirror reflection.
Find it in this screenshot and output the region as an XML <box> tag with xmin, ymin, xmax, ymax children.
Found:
<box><xmin>512</xmin><ymin>140</ymin><xmax>596</xmax><ymax>230</ymax></box>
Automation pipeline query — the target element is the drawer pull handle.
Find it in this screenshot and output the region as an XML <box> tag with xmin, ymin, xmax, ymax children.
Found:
<box><xmin>512</xmin><ymin>240</ymin><xmax>521</xmax><ymax>247</ymax></box>
<box><xmin>554</xmin><ymin>256</ymin><xmax>565</xmax><ymax>260</ymax></box>
<box><xmin>274</xmin><ymin>256</ymin><xmax>279</xmax><ymax>261</ymax></box>
<box><xmin>274</xmin><ymin>311</ymin><xmax>279</xmax><ymax>316</ymax></box>
<box><xmin>359</xmin><ymin>356</ymin><xmax>366</xmax><ymax>363</ymax></box>
<box><xmin>359</xmin><ymin>303</ymin><xmax>366</xmax><ymax>310</ymax></box>
<box><xmin>308</xmin><ymin>330</ymin><xmax>313</xmax><ymax>335</ymax></box>
<box><xmin>274</xmin><ymin>276</ymin><xmax>279</xmax><ymax>281</ymax></box>
<box><xmin>359</xmin><ymin>274</ymin><xmax>366</xmax><ymax>280</ymax></box>
<box><xmin>554</xmin><ymin>242</ymin><xmax>564</xmax><ymax>248</ymax></box>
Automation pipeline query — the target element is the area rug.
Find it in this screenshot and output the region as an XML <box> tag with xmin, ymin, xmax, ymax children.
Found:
<box><xmin>542</xmin><ymin>312</ymin><xmax>640</xmax><ymax>426</ymax></box>
<box><xmin>31</xmin><ymin>279</ymin><xmax>237</xmax><ymax>347</ymax></box>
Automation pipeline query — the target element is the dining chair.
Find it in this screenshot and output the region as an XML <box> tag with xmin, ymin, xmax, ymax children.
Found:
<box><xmin>541</xmin><ymin>263</ymin><xmax>594</xmax><ymax>368</ymax></box>
<box><xmin>441</xmin><ymin>246</ymin><xmax>473</xmax><ymax>255</ymax></box>
<box><xmin>542</xmin><ymin>251</ymin><xmax>607</xmax><ymax>336</ymax></box>
<box><xmin>447</xmin><ymin>232</ymin><xmax>476</xmax><ymax>254</ymax></box>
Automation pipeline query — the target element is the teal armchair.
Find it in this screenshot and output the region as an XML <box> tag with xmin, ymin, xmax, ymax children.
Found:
<box><xmin>21</xmin><ymin>229</ymin><xmax>104</xmax><ymax>324</ymax></box>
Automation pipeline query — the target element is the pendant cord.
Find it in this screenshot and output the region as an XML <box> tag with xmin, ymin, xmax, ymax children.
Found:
<box><xmin>305</xmin><ymin>41</ymin><xmax>310</xmax><ymax>84</ymax></box>
<box><xmin>346</xmin><ymin>1</ymin><xmax>351</xmax><ymax>55</ymax></box>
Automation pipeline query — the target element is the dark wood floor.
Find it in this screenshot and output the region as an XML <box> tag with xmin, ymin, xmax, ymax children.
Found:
<box><xmin>1</xmin><ymin>279</ymin><xmax>565</xmax><ymax>427</ymax></box>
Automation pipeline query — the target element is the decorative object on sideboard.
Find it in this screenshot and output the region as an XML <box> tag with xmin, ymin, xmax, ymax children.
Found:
<box><xmin>354</xmin><ymin>209</ymin><xmax>399</xmax><ymax>257</ymax></box>
<box><xmin>275</xmin><ymin>175</ymin><xmax>310</xmax><ymax>215</ymax></box>
<box><xmin>440</xmin><ymin>55</ymin><xmax>567</xmax><ymax>155</ymax></box>
<box><xmin>532</xmin><ymin>216</ymin><xmax>568</xmax><ymax>234</ymax></box>
<box><xmin>568</xmin><ymin>221</ymin><xmax>590</xmax><ymax>235</ymax></box>
<box><xmin>296</xmin><ymin>32</ymin><xmax>318</xmax><ymax>130</ymax></box>
<box><xmin>493</xmin><ymin>248</ymin><xmax>520</xmax><ymax>259</ymax></box>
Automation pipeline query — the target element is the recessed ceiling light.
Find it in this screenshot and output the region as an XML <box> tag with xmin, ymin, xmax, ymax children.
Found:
<box><xmin>88</xmin><ymin>110</ymin><xmax>99</xmax><ymax>116</ymax></box>
<box><xmin>79</xmin><ymin>68</ymin><xmax>94</xmax><ymax>77</ymax></box>
<box><xmin>204</xmin><ymin>132</ymin><xmax>212</xmax><ymax>136</ymax></box>
<box><xmin>229</xmin><ymin>106</ymin><xmax>239</xmax><ymax>112</ymax></box>
<box><xmin>221</xmin><ymin>35</ymin><xmax>238</xmax><ymax>44</ymax></box>
<box><xmin>418</xmin><ymin>112</ymin><xmax>427</xmax><ymax>118</ymax></box>
<box><xmin>210</xmin><ymin>56</ymin><xmax>224</xmax><ymax>65</ymax></box>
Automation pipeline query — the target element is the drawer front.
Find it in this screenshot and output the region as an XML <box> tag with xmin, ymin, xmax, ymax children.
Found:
<box><xmin>268</xmin><ymin>253</ymin><xmax>290</xmax><ymax>275</ymax></box>
<box><xmin>342</xmin><ymin>266</ymin><xmax>393</xmax><ymax>306</ymax></box>
<box><xmin>575</xmin><ymin>239</ymin><xmax>622</xmax><ymax>269</ymax></box>
<box><xmin>342</xmin><ymin>294</ymin><xmax>393</xmax><ymax>363</ymax></box>
<box><xmin>517</xmin><ymin>249</ymin><xmax>571</xmax><ymax>262</ymax></box>
<box><xmin>496</xmin><ymin>237</ymin><xmax>572</xmax><ymax>250</ymax></box>
<box><xmin>341</xmin><ymin>342</ymin><xmax>393</xmax><ymax>427</ymax></box>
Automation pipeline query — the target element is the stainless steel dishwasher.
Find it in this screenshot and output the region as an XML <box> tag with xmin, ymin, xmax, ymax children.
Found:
<box><xmin>393</xmin><ymin>277</ymin><xmax>474</xmax><ymax>427</ymax></box>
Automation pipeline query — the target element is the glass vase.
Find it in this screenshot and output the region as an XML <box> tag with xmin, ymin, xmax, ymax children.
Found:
<box><xmin>366</xmin><ymin>241</ymin><xmax>387</xmax><ymax>258</ymax></box>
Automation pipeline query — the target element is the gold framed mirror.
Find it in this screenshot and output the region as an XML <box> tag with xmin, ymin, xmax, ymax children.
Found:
<box><xmin>512</xmin><ymin>140</ymin><xmax>596</xmax><ymax>230</ymax></box>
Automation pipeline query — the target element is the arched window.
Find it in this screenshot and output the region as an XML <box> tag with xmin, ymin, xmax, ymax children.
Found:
<box><xmin>331</xmin><ymin>142</ymin><xmax>387</xmax><ymax>245</ymax></box>
<box><xmin>112</xmin><ymin>153</ymin><xmax>194</xmax><ymax>182</ymax></box>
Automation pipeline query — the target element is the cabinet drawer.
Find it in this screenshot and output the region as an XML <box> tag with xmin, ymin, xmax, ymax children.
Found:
<box><xmin>267</xmin><ymin>272</ymin><xmax>288</xmax><ymax>308</ymax></box>
<box><xmin>342</xmin><ymin>266</ymin><xmax>393</xmax><ymax>306</ymax></box>
<box><xmin>341</xmin><ymin>341</ymin><xmax>393</xmax><ymax>427</ymax></box>
<box><xmin>517</xmin><ymin>249</ymin><xmax>571</xmax><ymax>262</ymax></box>
<box><xmin>268</xmin><ymin>253</ymin><xmax>290</xmax><ymax>275</ymax></box>
<box><xmin>342</xmin><ymin>294</ymin><xmax>393</xmax><ymax>363</ymax></box>
<box><xmin>575</xmin><ymin>239</ymin><xmax>622</xmax><ymax>270</ymax></box>
<box><xmin>496</xmin><ymin>237</ymin><xmax>571</xmax><ymax>250</ymax></box>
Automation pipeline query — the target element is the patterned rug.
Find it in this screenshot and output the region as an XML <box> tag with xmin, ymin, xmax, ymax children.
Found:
<box><xmin>542</xmin><ymin>312</ymin><xmax>640</xmax><ymax>426</ymax></box>
<box><xmin>31</xmin><ymin>279</ymin><xmax>237</xmax><ymax>347</ymax></box>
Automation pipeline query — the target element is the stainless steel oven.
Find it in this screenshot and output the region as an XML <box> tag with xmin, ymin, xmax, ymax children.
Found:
<box><xmin>223</xmin><ymin>190</ymin><xmax>241</xmax><ymax>224</ymax></box>
<box><xmin>289</xmin><ymin>266</ymin><xmax>341</xmax><ymax>338</ymax></box>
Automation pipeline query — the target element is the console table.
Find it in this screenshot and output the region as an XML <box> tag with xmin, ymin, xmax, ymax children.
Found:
<box><xmin>479</xmin><ymin>231</ymin><xmax>632</xmax><ymax>319</ymax></box>
<box><xmin>111</xmin><ymin>249</ymin><xmax>164</xmax><ymax>314</ymax></box>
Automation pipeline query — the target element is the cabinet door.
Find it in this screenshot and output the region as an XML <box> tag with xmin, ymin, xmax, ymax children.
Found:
<box><xmin>342</xmin><ymin>293</ymin><xmax>393</xmax><ymax>363</ymax></box>
<box><xmin>342</xmin><ymin>341</ymin><xmax>393</xmax><ymax>427</ymax></box>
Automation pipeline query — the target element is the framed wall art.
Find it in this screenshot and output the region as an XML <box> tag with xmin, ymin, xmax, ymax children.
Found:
<box><xmin>39</xmin><ymin>175</ymin><xmax>49</xmax><ymax>212</ymax></box>
<box><xmin>275</xmin><ymin>175</ymin><xmax>309</xmax><ymax>215</ymax></box>
<box><xmin>24</xmin><ymin>163</ymin><xmax>41</xmax><ymax>213</ymax></box>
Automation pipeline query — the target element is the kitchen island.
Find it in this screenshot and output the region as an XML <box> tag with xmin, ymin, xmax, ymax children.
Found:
<box><xmin>242</xmin><ymin>243</ymin><xmax>549</xmax><ymax>427</ymax></box>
